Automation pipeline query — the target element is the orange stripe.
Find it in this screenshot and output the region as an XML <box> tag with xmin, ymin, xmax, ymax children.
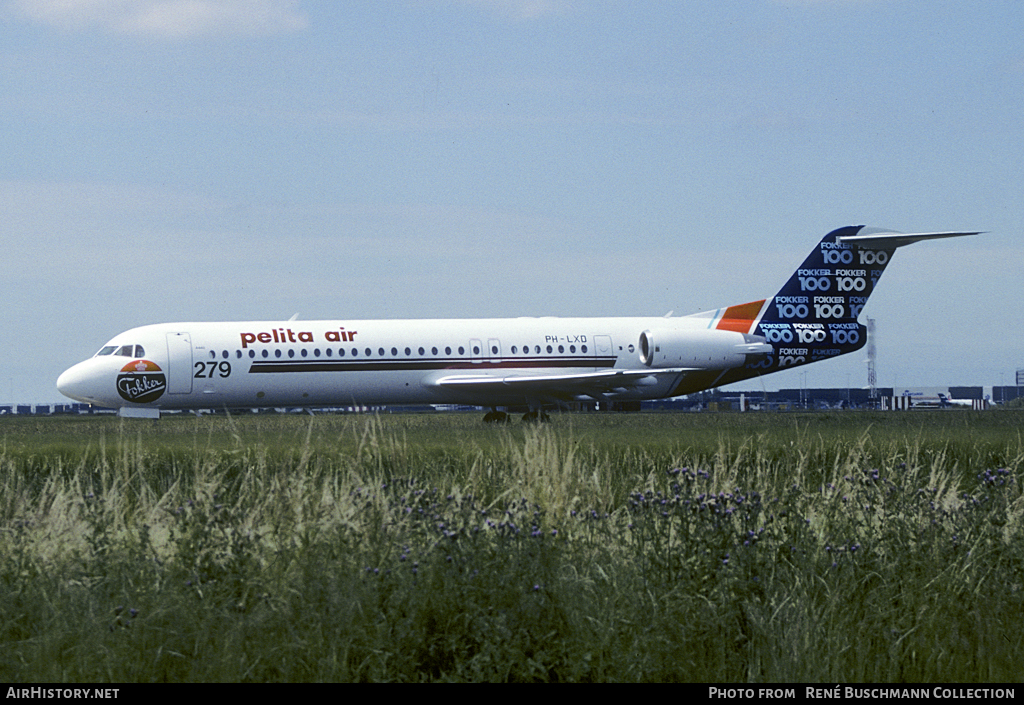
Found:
<box><xmin>715</xmin><ymin>299</ymin><xmax>764</xmax><ymax>334</ymax></box>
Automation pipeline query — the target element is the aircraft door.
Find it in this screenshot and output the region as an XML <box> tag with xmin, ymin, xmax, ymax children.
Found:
<box><xmin>166</xmin><ymin>332</ymin><xmax>193</xmax><ymax>394</ymax></box>
<box><xmin>594</xmin><ymin>335</ymin><xmax>613</xmax><ymax>357</ymax></box>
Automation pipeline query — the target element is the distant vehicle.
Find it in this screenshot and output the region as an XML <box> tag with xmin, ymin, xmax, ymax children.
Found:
<box><xmin>903</xmin><ymin>391</ymin><xmax>976</xmax><ymax>408</ymax></box>
<box><xmin>58</xmin><ymin>226</ymin><xmax>978</xmax><ymax>421</ymax></box>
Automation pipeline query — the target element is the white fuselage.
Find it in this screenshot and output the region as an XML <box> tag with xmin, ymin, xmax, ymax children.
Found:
<box><xmin>57</xmin><ymin>316</ymin><xmax>750</xmax><ymax>413</ymax></box>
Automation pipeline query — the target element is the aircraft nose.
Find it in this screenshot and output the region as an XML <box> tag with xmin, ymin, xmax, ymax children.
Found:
<box><xmin>57</xmin><ymin>361</ymin><xmax>102</xmax><ymax>404</ymax></box>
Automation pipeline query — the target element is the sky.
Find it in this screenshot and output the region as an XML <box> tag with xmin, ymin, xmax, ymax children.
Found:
<box><xmin>2</xmin><ymin>0</ymin><xmax>1022</xmax><ymax>404</ymax></box>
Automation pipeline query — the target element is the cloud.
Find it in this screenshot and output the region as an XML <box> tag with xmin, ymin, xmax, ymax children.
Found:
<box><xmin>10</xmin><ymin>0</ymin><xmax>308</xmax><ymax>39</ymax></box>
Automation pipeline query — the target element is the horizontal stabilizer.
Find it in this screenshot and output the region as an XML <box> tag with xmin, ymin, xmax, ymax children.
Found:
<box><xmin>837</xmin><ymin>229</ymin><xmax>981</xmax><ymax>250</ymax></box>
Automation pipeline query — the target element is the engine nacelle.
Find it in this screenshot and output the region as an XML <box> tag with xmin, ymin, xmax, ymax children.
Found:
<box><xmin>639</xmin><ymin>328</ymin><xmax>773</xmax><ymax>369</ymax></box>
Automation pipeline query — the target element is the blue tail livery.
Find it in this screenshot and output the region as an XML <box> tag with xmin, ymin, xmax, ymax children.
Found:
<box><xmin>668</xmin><ymin>226</ymin><xmax>981</xmax><ymax>394</ymax></box>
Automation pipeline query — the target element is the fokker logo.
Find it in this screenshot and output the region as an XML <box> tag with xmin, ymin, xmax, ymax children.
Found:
<box><xmin>116</xmin><ymin>359</ymin><xmax>166</xmax><ymax>404</ymax></box>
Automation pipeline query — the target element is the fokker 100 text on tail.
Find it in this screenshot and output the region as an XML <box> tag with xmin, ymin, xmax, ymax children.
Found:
<box><xmin>57</xmin><ymin>226</ymin><xmax>978</xmax><ymax>420</ymax></box>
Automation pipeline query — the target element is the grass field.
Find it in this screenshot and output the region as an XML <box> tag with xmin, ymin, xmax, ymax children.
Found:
<box><xmin>1</xmin><ymin>410</ymin><xmax>1022</xmax><ymax>682</ymax></box>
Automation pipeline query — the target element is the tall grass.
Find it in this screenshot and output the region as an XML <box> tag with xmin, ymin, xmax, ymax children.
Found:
<box><xmin>0</xmin><ymin>412</ymin><xmax>1021</xmax><ymax>681</ymax></box>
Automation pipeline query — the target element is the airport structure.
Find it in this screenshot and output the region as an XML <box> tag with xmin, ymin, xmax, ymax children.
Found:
<box><xmin>666</xmin><ymin>384</ymin><xmax>1020</xmax><ymax>412</ymax></box>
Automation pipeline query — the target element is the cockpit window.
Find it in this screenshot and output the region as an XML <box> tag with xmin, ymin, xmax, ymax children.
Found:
<box><xmin>96</xmin><ymin>344</ymin><xmax>144</xmax><ymax>357</ymax></box>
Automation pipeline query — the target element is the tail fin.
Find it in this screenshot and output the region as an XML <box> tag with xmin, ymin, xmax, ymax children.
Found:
<box><xmin>764</xmin><ymin>226</ymin><xmax>979</xmax><ymax>325</ymax></box>
<box><xmin>723</xmin><ymin>226</ymin><xmax>979</xmax><ymax>380</ymax></box>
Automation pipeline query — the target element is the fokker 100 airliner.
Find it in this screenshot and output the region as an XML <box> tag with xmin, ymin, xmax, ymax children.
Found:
<box><xmin>58</xmin><ymin>226</ymin><xmax>977</xmax><ymax>421</ymax></box>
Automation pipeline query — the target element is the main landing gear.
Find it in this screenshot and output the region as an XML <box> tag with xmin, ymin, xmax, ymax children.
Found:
<box><xmin>520</xmin><ymin>410</ymin><xmax>551</xmax><ymax>423</ymax></box>
<box><xmin>481</xmin><ymin>407</ymin><xmax>551</xmax><ymax>423</ymax></box>
<box><xmin>482</xmin><ymin>409</ymin><xmax>511</xmax><ymax>424</ymax></box>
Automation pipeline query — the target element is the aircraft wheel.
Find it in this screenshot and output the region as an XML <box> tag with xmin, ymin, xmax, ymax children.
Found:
<box><xmin>521</xmin><ymin>411</ymin><xmax>550</xmax><ymax>423</ymax></box>
<box><xmin>483</xmin><ymin>411</ymin><xmax>510</xmax><ymax>424</ymax></box>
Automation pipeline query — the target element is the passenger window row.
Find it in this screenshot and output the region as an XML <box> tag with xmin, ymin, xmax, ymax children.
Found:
<box><xmin>94</xmin><ymin>342</ymin><xmax>593</xmax><ymax>361</ymax></box>
<box><xmin>205</xmin><ymin>343</ymin><xmax>590</xmax><ymax>360</ymax></box>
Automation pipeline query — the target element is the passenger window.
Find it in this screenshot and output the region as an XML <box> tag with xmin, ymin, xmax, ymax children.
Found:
<box><xmin>445</xmin><ymin>347</ymin><xmax>452</xmax><ymax>355</ymax></box>
<box><xmin>458</xmin><ymin>346</ymin><xmax>465</xmax><ymax>355</ymax></box>
<box><xmin>418</xmin><ymin>347</ymin><xmax>425</xmax><ymax>356</ymax></box>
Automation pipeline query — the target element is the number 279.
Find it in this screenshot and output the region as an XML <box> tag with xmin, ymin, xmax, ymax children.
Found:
<box><xmin>194</xmin><ymin>361</ymin><xmax>232</xmax><ymax>378</ymax></box>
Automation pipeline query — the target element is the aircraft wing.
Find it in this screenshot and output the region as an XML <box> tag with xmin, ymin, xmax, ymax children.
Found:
<box><xmin>432</xmin><ymin>368</ymin><xmax>696</xmax><ymax>401</ymax></box>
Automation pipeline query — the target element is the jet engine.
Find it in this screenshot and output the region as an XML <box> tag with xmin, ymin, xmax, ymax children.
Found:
<box><xmin>639</xmin><ymin>328</ymin><xmax>773</xmax><ymax>369</ymax></box>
